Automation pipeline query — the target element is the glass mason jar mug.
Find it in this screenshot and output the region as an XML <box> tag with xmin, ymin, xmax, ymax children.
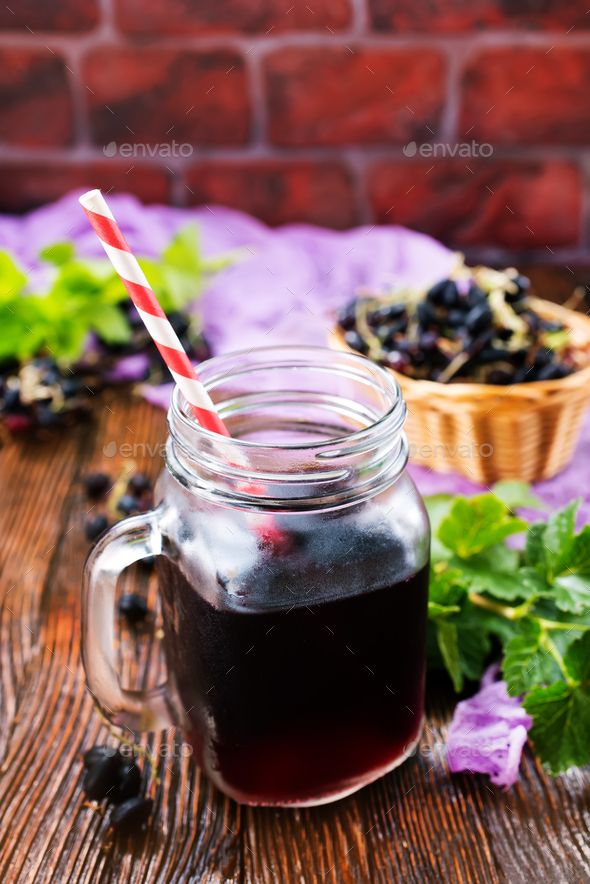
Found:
<box><xmin>82</xmin><ymin>346</ymin><xmax>430</xmax><ymax>807</ymax></box>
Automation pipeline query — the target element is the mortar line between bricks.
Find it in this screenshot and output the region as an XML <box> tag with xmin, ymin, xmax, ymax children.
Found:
<box><xmin>97</xmin><ymin>0</ymin><xmax>115</xmax><ymax>29</ymax></box>
<box><xmin>1</xmin><ymin>31</ymin><xmax>590</xmax><ymax>53</ymax></box>
<box><xmin>438</xmin><ymin>42</ymin><xmax>467</xmax><ymax>144</ymax></box>
<box><xmin>349</xmin><ymin>0</ymin><xmax>369</xmax><ymax>34</ymax></box>
<box><xmin>3</xmin><ymin>146</ymin><xmax>590</xmax><ymax>164</ymax></box>
<box><xmin>344</xmin><ymin>148</ymin><xmax>376</xmax><ymax>226</ymax></box>
<box><xmin>242</xmin><ymin>46</ymin><xmax>268</xmax><ymax>149</ymax></box>
<box><xmin>572</xmin><ymin>152</ymin><xmax>590</xmax><ymax>251</ymax></box>
<box><xmin>59</xmin><ymin>43</ymin><xmax>93</xmax><ymax>148</ymax></box>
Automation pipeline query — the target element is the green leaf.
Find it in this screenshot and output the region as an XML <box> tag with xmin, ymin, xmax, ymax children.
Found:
<box><xmin>525</xmin><ymin>522</ymin><xmax>548</xmax><ymax>569</ymax></box>
<box><xmin>161</xmin><ymin>265</ymin><xmax>201</xmax><ymax>310</ymax></box>
<box><xmin>557</xmin><ymin>525</ymin><xmax>590</xmax><ymax>576</ymax></box>
<box><xmin>425</xmin><ymin>493</ymin><xmax>453</xmax><ymax>533</ymax></box>
<box><xmin>491</xmin><ymin>480</ymin><xmax>543</xmax><ymax>511</ymax></box>
<box><xmin>425</xmin><ymin>494</ymin><xmax>454</xmax><ymax>560</ymax></box>
<box><xmin>544</xmin><ymin>500</ymin><xmax>580</xmax><ymax>578</ymax></box>
<box><xmin>0</xmin><ymin>251</ymin><xmax>28</xmax><ymax>301</ymax></box>
<box><xmin>428</xmin><ymin>601</ymin><xmax>461</xmax><ymax>618</ymax></box>
<box><xmin>502</xmin><ymin>620</ymin><xmax>560</xmax><ymax>696</ymax></box>
<box><xmin>428</xmin><ymin>563</ymin><xmax>467</xmax><ymax>610</ymax></box>
<box><xmin>524</xmin><ymin>681</ymin><xmax>590</xmax><ymax>774</ymax></box>
<box><xmin>44</xmin><ymin>317</ymin><xmax>89</xmax><ymax>362</ymax></box>
<box><xmin>454</xmin><ymin>606</ymin><xmax>494</xmax><ymax>682</ymax></box>
<box><xmin>438</xmin><ymin>494</ymin><xmax>526</xmax><ymax>558</ymax></box>
<box><xmin>457</xmin><ymin>553</ymin><xmax>546</xmax><ymax>602</ymax></box>
<box><xmin>39</xmin><ymin>242</ymin><xmax>75</xmax><ymax>266</ymax></box>
<box><xmin>553</xmin><ymin>575</ymin><xmax>590</xmax><ymax>615</ymax></box>
<box><xmin>0</xmin><ymin>225</ymin><xmax>234</xmax><ymax>366</ymax></box>
<box><xmin>524</xmin><ymin>633</ymin><xmax>590</xmax><ymax>774</ymax></box>
<box><xmin>163</xmin><ymin>224</ymin><xmax>202</xmax><ymax>275</ymax></box>
<box><xmin>90</xmin><ymin>303</ymin><xmax>131</xmax><ymax>345</ymax></box>
<box><xmin>436</xmin><ymin>620</ymin><xmax>463</xmax><ymax>692</ymax></box>
<box><xmin>564</xmin><ymin>630</ymin><xmax>590</xmax><ymax>682</ymax></box>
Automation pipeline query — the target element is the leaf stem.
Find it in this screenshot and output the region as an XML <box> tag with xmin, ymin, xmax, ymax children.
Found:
<box><xmin>468</xmin><ymin>591</ymin><xmax>533</xmax><ymax>620</ymax></box>
<box><xmin>540</xmin><ymin>633</ymin><xmax>577</xmax><ymax>688</ymax></box>
<box><xmin>537</xmin><ymin>618</ymin><xmax>590</xmax><ymax>633</ymax></box>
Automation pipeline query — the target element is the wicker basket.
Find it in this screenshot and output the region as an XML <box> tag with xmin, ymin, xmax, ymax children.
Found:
<box><xmin>331</xmin><ymin>298</ymin><xmax>590</xmax><ymax>483</ymax></box>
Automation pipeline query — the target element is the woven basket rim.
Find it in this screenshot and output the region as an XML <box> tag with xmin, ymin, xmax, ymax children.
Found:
<box><xmin>331</xmin><ymin>296</ymin><xmax>590</xmax><ymax>398</ymax></box>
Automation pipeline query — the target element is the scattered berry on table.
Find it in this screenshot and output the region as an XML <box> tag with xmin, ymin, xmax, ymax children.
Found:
<box><xmin>110</xmin><ymin>761</ymin><xmax>142</xmax><ymax>804</ymax></box>
<box><xmin>85</xmin><ymin>514</ymin><xmax>109</xmax><ymax>541</ymax></box>
<box><xmin>83</xmin><ymin>745</ymin><xmax>120</xmax><ymax>769</ymax></box>
<box><xmin>110</xmin><ymin>797</ymin><xmax>153</xmax><ymax>835</ymax></box>
<box><xmin>138</xmin><ymin>555</ymin><xmax>156</xmax><ymax>573</ymax></box>
<box><xmin>118</xmin><ymin>592</ymin><xmax>149</xmax><ymax>625</ymax></box>
<box><xmin>116</xmin><ymin>494</ymin><xmax>141</xmax><ymax>516</ymax></box>
<box><xmin>81</xmin><ymin>744</ymin><xmax>151</xmax><ymax>832</ymax></box>
<box><xmin>82</xmin><ymin>753</ymin><xmax>123</xmax><ymax>801</ymax></box>
<box><xmin>84</xmin><ymin>473</ymin><xmax>111</xmax><ymax>499</ymax></box>
<box><xmin>127</xmin><ymin>473</ymin><xmax>152</xmax><ymax>496</ymax></box>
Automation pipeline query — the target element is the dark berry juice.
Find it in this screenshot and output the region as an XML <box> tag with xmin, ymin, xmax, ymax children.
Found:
<box><xmin>157</xmin><ymin>518</ymin><xmax>428</xmax><ymax>806</ymax></box>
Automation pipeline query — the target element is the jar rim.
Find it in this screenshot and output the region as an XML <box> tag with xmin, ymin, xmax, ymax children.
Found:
<box><xmin>168</xmin><ymin>344</ymin><xmax>405</xmax><ymax>453</ymax></box>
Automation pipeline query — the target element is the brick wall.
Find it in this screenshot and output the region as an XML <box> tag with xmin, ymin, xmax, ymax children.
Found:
<box><xmin>2</xmin><ymin>0</ymin><xmax>590</xmax><ymax>263</ymax></box>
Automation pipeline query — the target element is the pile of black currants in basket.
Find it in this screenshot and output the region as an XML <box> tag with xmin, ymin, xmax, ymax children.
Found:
<box><xmin>338</xmin><ymin>263</ymin><xmax>579</xmax><ymax>384</ymax></box>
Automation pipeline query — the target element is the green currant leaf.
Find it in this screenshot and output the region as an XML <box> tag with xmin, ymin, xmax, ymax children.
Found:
<box><xmin>491</xmin><ymin>480</ymin><xmax>543</xmax><ymax>511</ymax></box>
<box><xmin>438</xmin><ymin>494</ymin><xmax>526</xmax><ymax>558</ymax></box>
<box><xmin>502</xmin><ymin>620</ymin><xmax>560</xmax><ymax>696</ymax></box>
<box><xmin>524</xmin><ymin>633</ymin><xmax>590</xmax><ymax>775</ymax></box>
<box><xmin>436</xmin><ymin>620</ymin><xmax>462</xmax><ymax>692</ymax></box>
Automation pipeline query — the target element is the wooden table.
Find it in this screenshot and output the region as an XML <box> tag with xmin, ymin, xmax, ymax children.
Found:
<box><xmin>1</xmin><ymin>385</ymin><xmax>589</xmax><ymax>883</ymax></box>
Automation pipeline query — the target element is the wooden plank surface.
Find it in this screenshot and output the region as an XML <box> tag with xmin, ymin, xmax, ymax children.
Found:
<box><xmin>0</xmin><ymin>387</ymin><xmax>589</xmax><ymax>884</ymax></box>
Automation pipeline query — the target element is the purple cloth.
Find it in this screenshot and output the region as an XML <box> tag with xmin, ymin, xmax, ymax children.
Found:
<box><xmin>1</xmin><ymin>191</ymin><xmax>589</xmax><ymax>513</ymax></box>
<box><xmin>447</xmin><ymin>665</ymin><xmax>532</xmax><ymax>789</ymax></box>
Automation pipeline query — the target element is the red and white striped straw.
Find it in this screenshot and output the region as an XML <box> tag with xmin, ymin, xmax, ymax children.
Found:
<box><xmin>79</xmin><ymin>189</ymin><xmax>229</xmax><ymax>437</ymax></box>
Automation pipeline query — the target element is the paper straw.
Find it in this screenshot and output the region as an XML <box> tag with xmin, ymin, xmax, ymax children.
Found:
<box><xmin>79</xmin><ymin>190</ymin><xmax>286</xmax><ymax>547</ymax></box>
<box><xmin>79</xmin><ymin>189</ymin><xmax>229</xmax><ymax>437</ymax></box>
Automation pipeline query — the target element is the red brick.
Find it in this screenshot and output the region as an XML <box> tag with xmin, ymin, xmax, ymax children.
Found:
<box><xmin>264</xmin><ymin>48</ymin><xmax>446</xmax><ymax>146</ymax></box>
<box><xmin>115</xmin><ymin>0</ymin><xmax>350</xmax><ymax>34</ymax></box>
<box><xmin>459</xmin><ymin>49</ymin><xmax>590</xmax><ymax>145</ymax></box>
<box><xmin>0</xmin><ymin>0</ymin><xmax>98</xmax><ymax>31</ymax></box>
<box><xmin>185</xmin><ymin>161</ymin><xmax>358</xmax><ymax>228</ymax></box>
<box><xmin>369</xmin><ymin>0</ymin><xmax>590</xmax><ymax>32</ymax></box>
<box><xmin>0</xmin><ymin>163</ymin><xmax>170</xmax><ymax>213</ymax></box>
<box><xmin>367</xmin><ymin>160</ymin><xmax>580</xmax><ymax>249</ymax></box>
<box><xmin>82</xmin><ymin>48</ymin><xmax>250</xmax><ymax>148</ymax></box>
<box><xmin>0</xmin><ymin>50</ymin><xmax>73</xmax><ymax>147</ymax></box>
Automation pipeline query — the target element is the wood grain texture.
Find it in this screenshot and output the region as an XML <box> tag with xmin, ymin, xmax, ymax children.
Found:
<box><xmin>0</xmin><ymin>388</ymin><xmax>589</xmax><ymax>883</ymax></box>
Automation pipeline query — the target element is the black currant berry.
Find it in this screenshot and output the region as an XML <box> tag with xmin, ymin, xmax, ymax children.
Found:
<box><xmin>118</xmin><ymin>593</ymin><xmax>149</xmax><ymax>625</ymax></box>
<box><xmin>127</xmin><ymin>473</ymin><xmax>152</xmax><ymax>496</ymax></box>
<box><xmin>344</xmin><ymin>330</ymin><xmax>368</xmax><ymax>354</ymax></box>
<box><xmin>83</xmin><ymin>745</ymin><xmax>120</xmax><ymax>769</ymax></box>
<box><xmin>84</xmin><ymin>473</ymin><xmax>111</xmax><ymax>499</ymax></box>
<box><xmin>110</xmin><ymin>762</ymin><xmax>142</xmax><ymax>804</ymax></box>
<box><xmin>85</xmin><ymin>514</ymin><xmax>109</xmax><ymax>541</ymax></box>
<box><xmin>83</xmin><ymin>754</ymin><xmax>122</xmax><ymax>801</ymax></box>
<box><xmin>117</xmin><ymin>494</ymin><xmax>140</xmax><ymax>516</ymax></box>
<box><xmin>110</xmin><ymin>797</ymin><xmax>153</xmax><ymax>834</ymax></box>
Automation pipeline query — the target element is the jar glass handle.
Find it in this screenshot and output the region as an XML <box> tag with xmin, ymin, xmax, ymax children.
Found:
<box><xmin>81</xmin><ymin>508</ymin><xmax>183</xmax><ymax>733</ymax></box>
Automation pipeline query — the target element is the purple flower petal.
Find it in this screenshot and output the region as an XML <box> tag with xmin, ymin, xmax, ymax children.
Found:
<box><xmin>104</xmin><ymin>353</ymin><xmax>150</xmax><ymax>383</ymax></box>
<box><xmin>447</xmin><ymin>665</ymin><xmax>532</xmax><ymax>789</ymax></box>
<box><xmin>139</xmin><ymin>382</ymin><xmax>173</xmax><ymax>410</ymax></box>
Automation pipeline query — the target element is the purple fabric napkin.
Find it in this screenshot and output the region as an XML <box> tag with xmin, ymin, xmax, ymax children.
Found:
<box><xmin>1</xmin><ymin>191</ymin><xmax>589</xmax><ymax>516</ymax></box>
<box><xmin>447</xmin><ymin>664</ymin><xmax>532</xmax><ymax>789</ymax></box>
